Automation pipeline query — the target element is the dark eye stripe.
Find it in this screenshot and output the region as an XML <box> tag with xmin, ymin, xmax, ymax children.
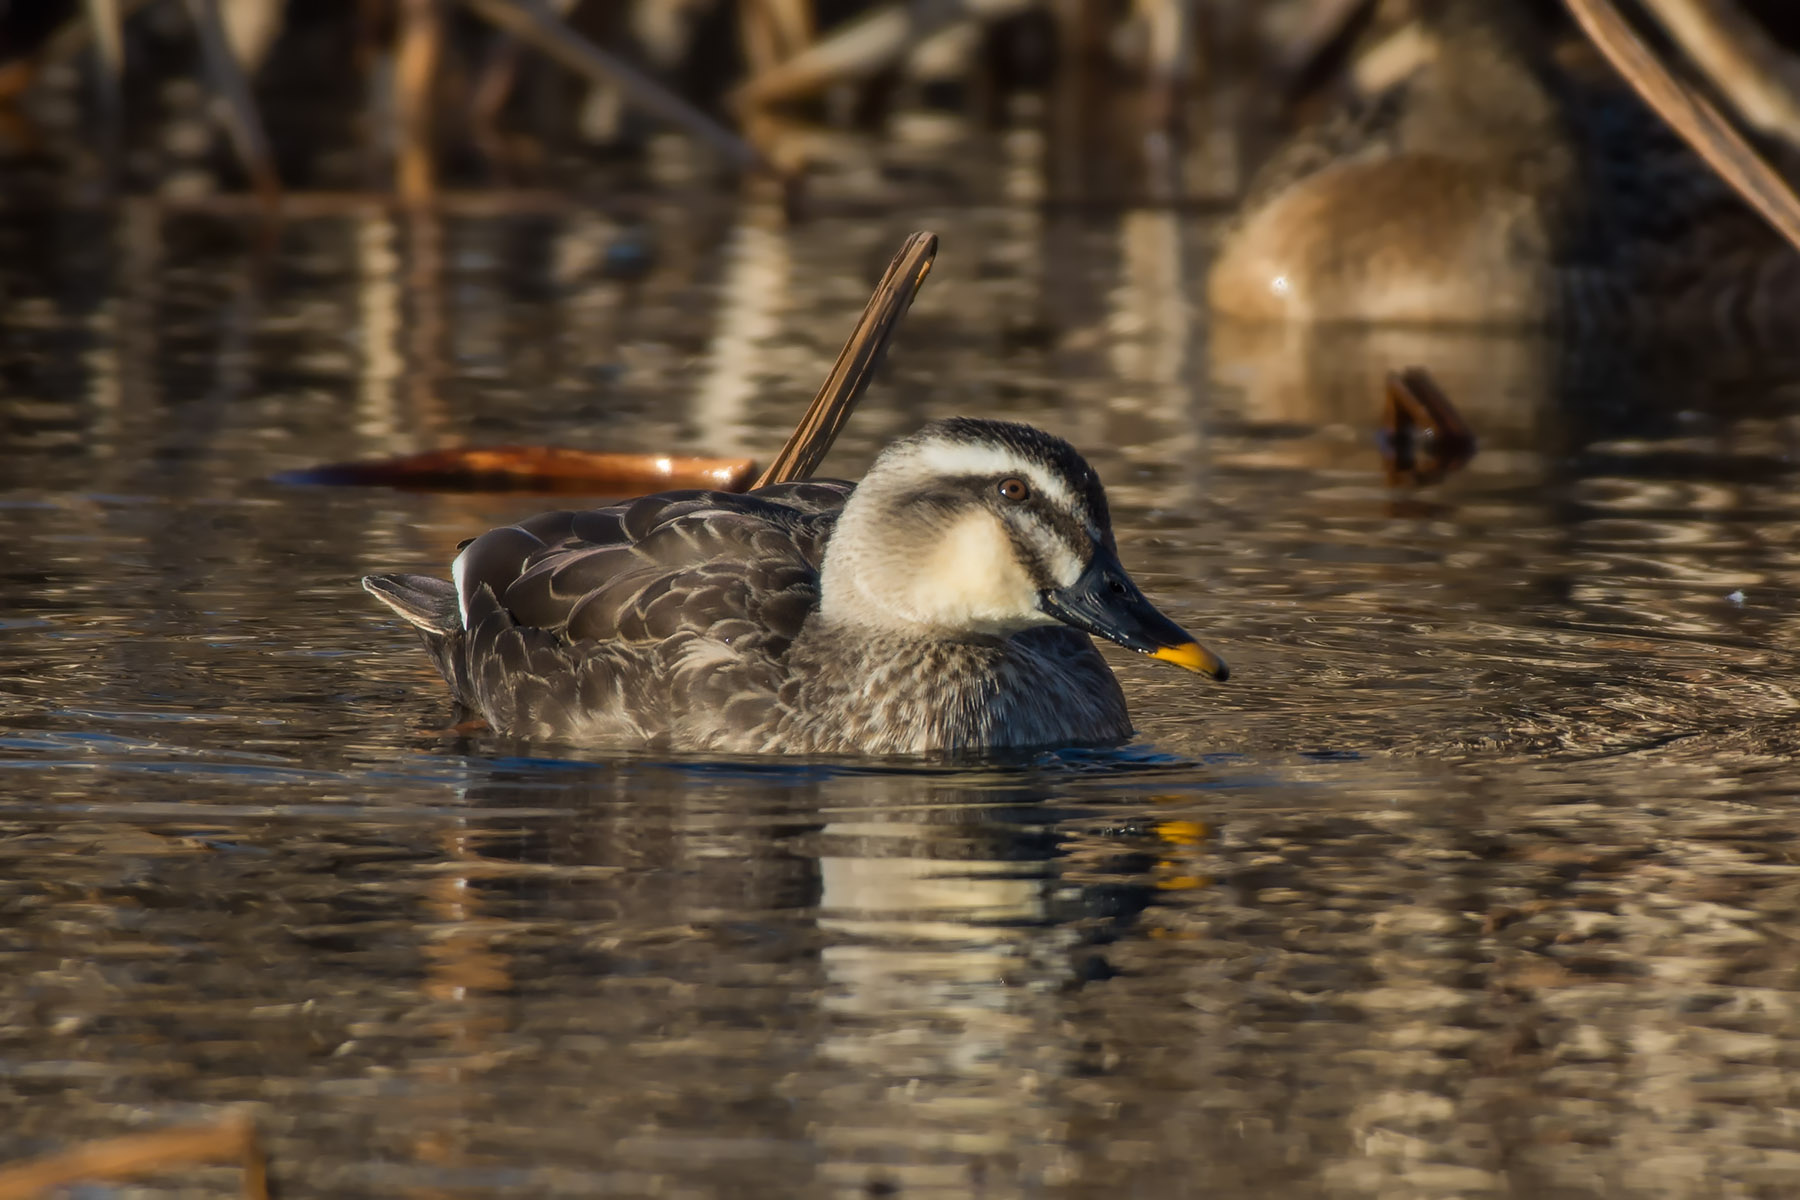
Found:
<box><xmin>898</xmin><ymin>475</ymin><xmax>1094</xmax><ymax>566</ymax></box>
<box><xmin>1002</xmin><ymin>510</ymin><xmax>1090</xmax><ymax>590</ymax></box>
<box><xmin>1002</xmin><ymin>522</ymin><xmax>1058</xmax><ymax>590</ymax></box>
<box><xmin>1039</xmin><ymin>504</ymin><xmax>1090</xmax><ymax>557</ymax></box>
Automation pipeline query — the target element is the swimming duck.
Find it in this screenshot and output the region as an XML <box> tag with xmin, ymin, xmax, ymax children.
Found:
<box><xmin>1208</xmin><ymin>0</ymin><xmax>1800</xmax><ymax>326</ymax></box>
<box><xmin>363</xmin><ymin>418</ymin><xmax>1228</xmax><ymax>755</ymax></box>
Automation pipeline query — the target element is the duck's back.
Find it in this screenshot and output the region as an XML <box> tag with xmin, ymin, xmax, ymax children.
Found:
<box><xmin>365</xmin><ymin>481</ymin><xmax>852</xmax><ymax>749</ymax></box>
<box><xmin>1208</xmin><ymin>0</ymin><xmax>1800</xmax><ymax>328</ymax></box>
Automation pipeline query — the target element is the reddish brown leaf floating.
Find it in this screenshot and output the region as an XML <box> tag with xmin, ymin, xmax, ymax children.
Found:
<box><xmin>279</xmin><ymin>446</ymin><xmax>757</xmax><ymax>494</ymax></box>
<box><xmin>1379</xmin><ymin>367</ymin><xmax>1477</xmax><ymax>487</ymax></box>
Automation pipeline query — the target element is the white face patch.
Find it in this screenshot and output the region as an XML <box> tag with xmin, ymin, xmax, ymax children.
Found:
<box><xmin>819</xmin><ymin>426</ymin><xmax>1108</xmax><ymax>635</ymax></box>
<box><xmin>904</xmin><ymin>439</ymin><xmax>1080</xmax><ymax>516</ymax></box>
<box><xmin>1016</xmin><ymin>513</ymin><xmax>1086</xmax><ymax>589</ymax></box>
<box><xmin>886</xmin><ymin>510</ymin><xmax>1052</xmax><ymax>634</ymax></box>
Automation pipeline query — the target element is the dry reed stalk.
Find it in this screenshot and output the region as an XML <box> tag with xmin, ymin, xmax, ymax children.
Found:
<box><xmin>1635</xmin><ymin>0</ymin><xmax>1800</xmax><ymax>148</ymax></box>
<box><xmin>1272</xmin><ymin>0</ymin><xmax>1375</xmax><ymax>80</ymax></box>
<box><xmin>397</xmin><ymin>0</ymin><xmax>443</xmax><ymax>208</ymax></box>
<box><xmin>470</xmin><ymin>36</ymin><xmax>524</xmax><ymax>169</ymax></box>
<box><xmin>733</xmin><ymin>4</ymin><xmax>916</xmax><ymax>108</ymax></box>
<box><xmin>83</xmin><ymin>0</ymin><xmax>125</xmax><ymax>179</ymax></box>
<box><xmin>1563</xmin><ymin>0</ymin><xmax>1800</xmax><ymax>255</ymax></box>
<box><xmin>736</xmin><ymin>0</ymin><xmax>822</xmax><ymax>173</ymax></box>
<box><xmin>0</xmin><ymin>1114</ymin><xmax>268</xmax><ymax>1200</ymax></box>
<box><xmin>740</xmin><ymin>0</ymin><xmax>785</xmax><ymax>78</ymax></box>
<box><xmin>754</xmin><ymin>230</ymin><xmax>938</xmax><ymax>488</ymax></box>
<box><xmin>182</xmin><ymin>0</ymin><xmax>283</xmax><ymax>209</ymax></box>
<box><xmin>459</xmin><ymin>0</ymin><xmax>769</xmax><ymax>174</ymax></box>
<box><xmin>763</xmin><ymin>0</ymin><xmax>817</xmax><ymax>58</ymax></box>
<box><xmin>83</xmin><ymin>0</ymin><xmax>124</xmax><ymax>113</ymax></box>
<box><xmin>0</xmin><ymin>0</ymin><xmax>157</xmax><ymax>103</ymax></box>
<box><xmin>1138</xmin><ymin>0</ymin><xmax>1195</xmax><ymax>127</ymax></box>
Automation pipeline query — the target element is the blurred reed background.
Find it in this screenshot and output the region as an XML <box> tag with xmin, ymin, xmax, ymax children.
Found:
<box><xmin>1</xmin><ymin>0</ymin><xmax>1787</xmax><ymax>214</ymax></box>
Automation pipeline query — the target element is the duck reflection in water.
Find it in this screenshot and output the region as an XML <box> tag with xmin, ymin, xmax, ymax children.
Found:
<box><xmin>422</xmin><ymin>764</ymin><xmax>1169</xmax><ymax>1195</ymax></box>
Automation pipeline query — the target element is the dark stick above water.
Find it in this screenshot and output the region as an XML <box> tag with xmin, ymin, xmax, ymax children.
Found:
<box><xmin>753</xmin><ymin>230</ymin><xmax>938</xmax><ymax>489</ymax></box>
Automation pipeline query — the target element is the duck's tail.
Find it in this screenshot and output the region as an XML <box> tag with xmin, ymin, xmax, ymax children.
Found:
<box><xmin>363</xmin><ymin>572</ymin><xmax>470</xmax><ymax>708</ymax></box>
<box><xmin>363</xmin><ymin>573</ymin><xmax>461</xmax><ymax>636</ymax></box>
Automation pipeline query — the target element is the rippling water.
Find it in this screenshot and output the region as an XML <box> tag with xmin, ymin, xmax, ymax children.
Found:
<box><xmin>6</xmin><ymin>167</ymin><xmax>1800</xmax><ymax>1197</ymax></box>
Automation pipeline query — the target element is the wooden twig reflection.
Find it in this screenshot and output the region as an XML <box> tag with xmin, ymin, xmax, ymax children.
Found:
<box><xmin>403</xmin><ymin>826</ymin><xmax>513</xmax><ymax>1200</ymax></box>
<box><xmin>1103</xmin><ymin>208</ymin><xmax>1202</xmax><ymax>510</ymax></box>
<box><xmin>405</xmin><ymin>212</ymin><xmax>452</xmax><ymax>446</ymax></box>
<box><xmin>692</xmin><ymin>211</ymin><xmax>793</xmax><ymax>460</ymax></box>
<box><xmin>356</xmin><ymin>211</ymin><xmax>406</xmax><ymax>445</ymax></box>
<box><xmin>86</xmin><ymin>200</ymin><xmax>160</xmax><ymax>463</ymax></box>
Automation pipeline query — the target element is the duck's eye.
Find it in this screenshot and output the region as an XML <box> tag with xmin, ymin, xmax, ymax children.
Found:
<box><xmin>997</xmin><ymin>477</ymin><xmax>1030</xmax><ymax>502</ymax></box>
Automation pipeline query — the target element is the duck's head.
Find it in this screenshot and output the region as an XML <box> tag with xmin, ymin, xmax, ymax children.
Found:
<box><xmin>817</xmin><ymin>417</ymin><xmax>1228</xmax><ymax>680</ymax></box>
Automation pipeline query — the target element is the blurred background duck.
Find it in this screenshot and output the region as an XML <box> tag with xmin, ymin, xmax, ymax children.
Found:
<box><xmin>1208</xmin><ymin>0</ymin><xmax>1800</xmax><ymax>327</ymax></box>
<box><xmin>363</xmin><ymin>418</ymin><xmax>1228</xmax><ymax>757</ymax></box>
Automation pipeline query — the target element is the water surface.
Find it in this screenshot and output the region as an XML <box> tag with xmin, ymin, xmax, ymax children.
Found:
<box><xmin>4</xmin><ymin>183</ymin><xmax>1800</xmax><ymax>1197</ymax></box>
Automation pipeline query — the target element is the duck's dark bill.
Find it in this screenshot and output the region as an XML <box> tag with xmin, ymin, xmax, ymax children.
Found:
<box><xmin>1038</xmin><ymin>551</ymin><xmax>1229</xmax><ymax>681</ymax></box>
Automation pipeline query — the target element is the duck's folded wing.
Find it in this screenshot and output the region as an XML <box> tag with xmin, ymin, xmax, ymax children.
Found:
<box><xmin>474</xmin><ymin>483</ymin><xmax>841</xmax><ymax>655</ymax></box>
<box><xmin>465</xmin><ymin>486</ymin><xmax>848</xmax><ymax>648</ymax></box>
<box><xmin>372</xmin><ymin>483</ymin><xmax>850</xmax><ymax>744</ymax></box>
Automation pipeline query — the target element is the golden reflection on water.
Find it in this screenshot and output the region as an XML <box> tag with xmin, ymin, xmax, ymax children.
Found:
<box><xmin>814</xmin><ymin>829</ymin><xmax>1072</xmax><ymax>1194</ymax></box>
<box><xmin>691</xmin><ymin>207</ymin><xmax>793</xmax><ymax>458</ymax></box>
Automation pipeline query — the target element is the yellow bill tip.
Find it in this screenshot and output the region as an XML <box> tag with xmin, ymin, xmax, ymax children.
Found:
<box><xmin>1151</xmin><ymin>641</ymin><xmax>1230</xmax><ymax>681</ymax></box>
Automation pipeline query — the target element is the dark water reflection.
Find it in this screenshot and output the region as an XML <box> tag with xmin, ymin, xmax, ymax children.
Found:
<box><xmin>5</xmin><ymin>184</ymin><xmax>1800</xmax><ymax>1197</ymax></box>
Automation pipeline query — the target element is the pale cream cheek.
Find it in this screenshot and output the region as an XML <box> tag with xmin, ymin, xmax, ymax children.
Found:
<box><xmin>1034</xmin><ymin>524</ymin><xmax>1084</xmax><ymax>589</ymax></box>
<box><xmin>898</xmin><ymin>512</ymin><xmax>1047</xmax><ymax>632</ymax></box>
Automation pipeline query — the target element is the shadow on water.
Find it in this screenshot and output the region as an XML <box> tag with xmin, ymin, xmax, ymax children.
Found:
<box><xmin>5</xmin><ymin>183</ymin><xmax>1800</xmax><ymax>1195</ymax></box>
